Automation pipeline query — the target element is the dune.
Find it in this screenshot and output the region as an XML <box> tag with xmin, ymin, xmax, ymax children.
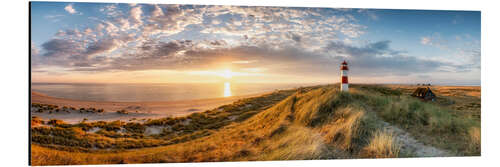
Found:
<box><xmin>30</xmin><ymin>84</ymin><xmax>481</xmax><ymax>165</ymax></box>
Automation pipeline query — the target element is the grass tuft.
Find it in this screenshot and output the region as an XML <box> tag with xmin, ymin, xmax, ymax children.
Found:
<box><xmin>359</xmin><ymin>131</ymin><xmax>400</xmax><ymax>158</ymax></box>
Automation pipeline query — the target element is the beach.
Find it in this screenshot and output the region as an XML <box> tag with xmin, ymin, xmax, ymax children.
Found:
<box><xmin>31</xmin><ymin>91</ymin><xmax>267</xmax><ymax>123</ymax></box>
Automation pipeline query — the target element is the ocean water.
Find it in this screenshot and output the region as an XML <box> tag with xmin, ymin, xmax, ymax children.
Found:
<box><xmin>31</xmin><ymin>82</ymin><xmax>314</xmax><ymax>102</ymax></box>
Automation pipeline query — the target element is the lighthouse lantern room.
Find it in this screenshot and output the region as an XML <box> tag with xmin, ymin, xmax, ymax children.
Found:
<box><xmin>340</xmin><ymin>60</ymin><xmax>349</xmax><ymax>92</ymax></box>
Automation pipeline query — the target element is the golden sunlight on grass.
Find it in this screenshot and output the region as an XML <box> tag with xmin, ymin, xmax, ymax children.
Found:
<box><xmin>30</xmin><ymin>84</ymin><xmax>481</xmax><ymax>165</ymax></box>
<box><xmin>359</xmin><ymin>131</ymin><xmax>400</xmax><ymax>158</ymax></box>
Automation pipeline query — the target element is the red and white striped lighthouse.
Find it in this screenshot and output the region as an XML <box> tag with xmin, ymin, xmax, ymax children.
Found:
<box><xmin>340</xmin><ymin>60</ymin><xmax>349</xmax><ymax>92</ymax></box>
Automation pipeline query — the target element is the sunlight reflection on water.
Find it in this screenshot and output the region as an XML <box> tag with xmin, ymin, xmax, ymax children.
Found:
<box><xmin>224</xmin><ymin>82</ymin><xmax>232</xmax><ymax>97</ymax></box>
<box><xmin>31</xmin><ymin>82</ymin><xmax>308</xmax><ymax>102</ymax></box>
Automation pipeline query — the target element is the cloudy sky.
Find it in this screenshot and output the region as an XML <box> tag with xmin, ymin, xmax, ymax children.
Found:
<box><xmin>30</xmin><ymin>2</ymin><xmax>480</xmax><ymax>85</ymax></box>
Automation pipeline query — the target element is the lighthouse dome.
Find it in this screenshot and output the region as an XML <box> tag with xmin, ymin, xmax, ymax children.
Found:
<box><xmin>340</xmin><ymin>60</ymin><xmax>349</xmax><ymax>70</ymax></box>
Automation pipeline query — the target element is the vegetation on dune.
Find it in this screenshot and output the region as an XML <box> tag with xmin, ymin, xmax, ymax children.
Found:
<box><xmin>467</xmin><ymin>127</ymin><xmax>481</xmax><ymax>153</ymax></box>
<box><xmin>355</xmin><ymin>85</ymin><xmax>480</xmax><ymax>155</ymax></box>
<box><xmin>47</xmin><ymin>119</ymin><xmax>67</xmax><ymax>126</ymax></box>
<box><xmin>116</xmin><ymin>109</ymin><xmax>129</xmax><ymax>114</ymax></box>
<box><xmin>387</xmin><ymin>85</ymin><xmax>481</xmax><ymax>121</ymax></box>
<box><xmin>359</xmin><ymin>131</ymin><xmax>400</xmax><ymax>158</ymax></box>
<box><xmin>31</xmin><ymin>89</ymin><xmax>298</xmax><ymax>152</ymax></box>
<box><xmin>31</xmin><ymin>103</ymin><xmax>104</xmax><ymax>114</ymax></box>
<box><xmin>30</xmin><ymin>84</ymin><xmax>481</xmax><ymax>165</ymax></box>
<box><xmin>31</xmin><ymin>116</ymin><xmax>44</xmax><ymax>126</ymax></box>
<box><xmin>32</xmin><ymin>85</ymin><xmax>399</xmax><ymax>165</ymax></box>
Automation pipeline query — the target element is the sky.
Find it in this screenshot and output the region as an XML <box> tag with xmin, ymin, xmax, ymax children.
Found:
<box><xmin>30</xmin><ymin>2</ymin><xmax>481</xmax><ymax>85</ymax></box>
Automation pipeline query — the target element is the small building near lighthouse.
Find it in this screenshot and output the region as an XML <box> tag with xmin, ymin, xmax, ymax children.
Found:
<box><xmin>340</xmin><ymin>60</ymin><xmax>349</xmax><ymax>92</ymax></box>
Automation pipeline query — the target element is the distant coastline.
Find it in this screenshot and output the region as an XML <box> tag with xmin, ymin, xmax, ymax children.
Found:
<box><xmin>31</xmin><ymin>82</ymin><xmax>314</xmax><ymax>102</ymax></box>
<box><xmin>31</xmin><ymin>90</ymin><xmax>269</xmax><ymax>123</ymax></box>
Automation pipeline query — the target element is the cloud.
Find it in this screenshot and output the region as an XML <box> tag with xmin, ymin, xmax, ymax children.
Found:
<box><xmin>44</xmin><ymin>14</ymin><xmax>65</xmax><ymax>22</ymax></box>
<box><xmin>48</xmin><ymin>5</ymin><xmax>366</xmax><ymax>58</ymax></box>
<box><xmin>208</xmin><ymin>40</ymin><xmax>227</xmax><ymax>46</ymax></box>
<box><xmin>38</xmin><ymin>32</ymin><xmax>136</xmax><ymax>68</ymax></box>
<box><xmin>357</xmin><ymin>9</ymin><xmax>378</xmax><ymax>21</ymax></box>
<box><xmin>56</xmin><ymin>37</ymin><xmax>453</xmax><ymax>80</ymax></box>
<box><xmin>83</xmin><ymin>28</ymin><xmax>93</xmax><ymax>35</ymax></box>
<box><xmin>131</xmin><ymin>4</ymin><xmax>204</xmax><ymax>37</ymax></box>
<box><xmin>450</xmin><ymin>47</ymin><xmax>481</xmax><ymax>72</ymax></box>
<box><xmin>64</xmin><ymin>4</ymin><xmax>78</xmax><ymax>14</ymax></box>
<box><xmin>31</xmin><ymin>42</ymin><xmax>39</xmax><ymax>56</ymax></box>
<box><xmin>85</xmin><ymin>38</ymin><xmax>120</xmax><ymax>56</ymax></box>
<box><xmin>129</xmin><ymin>5</ymin><xmax>143</xmax><ymax>27</ymax></box>
<box><xmin>232</xmin><ymin>60</ymin><xmax>257</xmax><ymax>64</ymax></box>
<box><xmin>42</xmin><ymin>38</ymin><xmax>81</xmax><ymax>58</ymax></box>
<box><xmin>286</xmin><ymin>32</ymin><xmax>302</xmax><ymax>43</ymax></box>
<box><xmin>420</xmin><ymin>33</ymin><xmax>448</xmax><ymax>49</ymax></box>
<box><xmin>200</xmin><ymin>5</ymin><xmax>365</xmax><ymax>49</ymax></box>
<box><xmin>100</xmin><ymin>4</ymin><xmax>120</xmax><ymax>17</ymax></box>
<box><xmin>325</xmin><ymin>40</ymin><xmax>444</xmax><ymax>76</ymax></box>
<box><xmin>39</xmin><ymin>38</ymin><xmax>87</xmax><ymax>67</ymax></box>
<box><xmin>420</xmin><ymin>37</ymin><xmax>431</xmax><ymax>45</ymax></box>
<box><xmin>34</xmin><ymin>4</ymin><xmax>477</xmax><ymax>83</ymax></box>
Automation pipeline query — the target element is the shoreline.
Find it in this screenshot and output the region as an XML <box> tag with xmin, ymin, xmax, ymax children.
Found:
<box><xmin>31</xmin><ymin>91</ymin><xmax>271</xmax><ymax>123</ymax></box>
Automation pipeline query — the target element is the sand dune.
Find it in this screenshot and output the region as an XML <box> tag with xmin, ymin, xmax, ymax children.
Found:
<box><xmin>31</xmin><ymin>91</ymin><xmax>267</xmax><ymax>123</ymax></box>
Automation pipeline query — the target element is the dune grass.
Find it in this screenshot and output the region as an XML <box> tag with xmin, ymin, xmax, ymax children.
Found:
<box><xmin>32</xmin><ymin>85</ymin><xmax>400</xmax><ymax>165</ymax></box>
<box><xmin>467</xmin><ymin>127</ymin><xmax>481</xmax><ymax>154</ymax></box>
<box><xmin>359</xmin><ymin>131</ymin><xmax>400</xmax><ymax>158</ymax></box>
<box><xmin>355</xmin><ymin>85</ymin><xmax>480</xmax><ymax>156</ymax></box>
<box><xmin>31</xmin><ymin>88</ymin><xmax>298</xmax><ymax>152</ymax></box>
<box><xmin>30</xmin><ymin>84</ymin><xmax>480</xmax><ymax>165</ymax></box>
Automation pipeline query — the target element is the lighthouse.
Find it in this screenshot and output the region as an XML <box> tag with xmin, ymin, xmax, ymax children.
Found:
<box><xmin>340</xmin><ymin>60</ymin><xmax>349</xmax><ymax>92</ymax></box>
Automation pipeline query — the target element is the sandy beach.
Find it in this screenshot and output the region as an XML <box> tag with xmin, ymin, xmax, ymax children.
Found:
<box><xmin>31</xmin><ymin>91</ymin><xmax>267</xmax><ymax>123</ymax></box>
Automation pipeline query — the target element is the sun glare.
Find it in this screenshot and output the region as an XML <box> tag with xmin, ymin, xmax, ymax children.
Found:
<box><xmin>220</xmin><ymin>69</ymin><xmax>233</xmax><ymax>79</ymax></box>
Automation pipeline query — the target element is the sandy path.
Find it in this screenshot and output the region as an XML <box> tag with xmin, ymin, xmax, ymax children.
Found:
<box><xmin>362</xmin><ymin>104</ymin><xmax>452</xmax><ymax>157</ymax></box>
<box><xmin>31</xmin><ymin>91</ymin><xmax>267</xmax><ymax>123</ymax></box>
<box><xmin>379</xmin><ymin>120</ymin><xmax>452</xmax><ymax>157</ymax></box>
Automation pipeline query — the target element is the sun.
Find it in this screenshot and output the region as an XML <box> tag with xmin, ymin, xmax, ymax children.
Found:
<box><xmin>220</xmin><ymin>69</ymin><xmax>233</xmax><ymax>79</ymax></box>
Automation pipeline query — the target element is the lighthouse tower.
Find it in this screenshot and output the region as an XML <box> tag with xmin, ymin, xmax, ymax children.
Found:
<box><xmin>340</xmin><ymin>60</ymin><xmax>349</xmax><ymax>92</ymax></box>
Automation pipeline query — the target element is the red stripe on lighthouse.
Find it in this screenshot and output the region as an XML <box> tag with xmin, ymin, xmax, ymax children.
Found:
<box><xmin>342</xmin><ymin>76</ymin><xmax>348</xmax><ymax>83</ymax></box>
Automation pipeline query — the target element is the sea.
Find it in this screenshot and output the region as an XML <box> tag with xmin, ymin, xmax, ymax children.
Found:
<box><xmin>31</xmin><ymin>82</ymin><xmax>318</xmax><ymax>102</ymax></box>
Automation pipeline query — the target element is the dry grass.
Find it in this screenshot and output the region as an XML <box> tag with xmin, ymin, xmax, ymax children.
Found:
<box><xmin>384</xmin><ymin>85</ymin><xmax>481</xmax><ymax>121</ymax></box>
<box><xmin>31</xmin><ymin>116</ymin><xmax>44</xmax><ymax>126</ymax></box>
<box><xmin>31</xmin><ymin>84</ymin><xmax>481</xmax><ymax>165</ymax></box>
<box><xmin>467</xmin><ymin>127</ymin><xmax>481</xmax><ymax>155</ymax></box>
<box><xmin>257</xmin><ymin>126</ymin><xmax>326</xmax><ymax>160</ymax></box>
<box><xmin>32</xmin><ymin>85</ymin><xmax>394</xmax><ymax>165</ymax></box>
<box><xmin>356</xmin><ymin>84</ymin><xmax>481</xmax><ymax>156</ymax></box>
<box><xmin>319</xmin><ymin>107</ymin><xmax>366</xmax><ymax>151</ymax></box>
<box><xmin>359</xmin><ymin>131</ymin><xmax>400</xmax><ymax>158</ymax></box>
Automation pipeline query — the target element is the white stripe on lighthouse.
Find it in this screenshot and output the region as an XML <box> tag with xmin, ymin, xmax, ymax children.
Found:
<box><xmin>340</xmin><ymin>61</ymin><xmax>349</xmax><ymax>92</ymax></box>
<box><xmin>342</xmin><ymin>70</ymin><xmax>347</xmax><ymax>76</ymax></box>
<box><xmin>342</xmin><ymin>83</ymin><xmax>349</xmax><ymax>91</ymax></box>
